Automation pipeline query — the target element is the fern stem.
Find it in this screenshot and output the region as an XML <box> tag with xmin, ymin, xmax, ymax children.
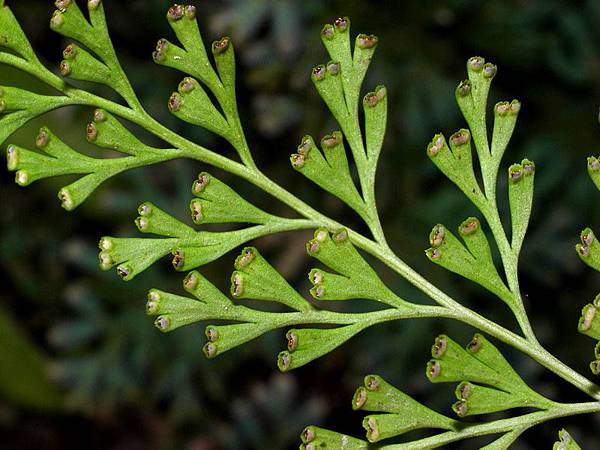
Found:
<box><xmin>378</xmin><ymin>401</ymin><xmax>600</xmax><ymax>449</ymax></box>
<box><xmin>63</xmin><ymin>89</ymin><xmax>600</xmax><ymax>402</ymax></box>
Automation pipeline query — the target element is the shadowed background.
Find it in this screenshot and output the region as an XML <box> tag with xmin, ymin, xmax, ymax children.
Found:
<box><xmin>1</xmin><ymin>0</ymin><xmax>599</xmax><ymax>448</ymax></box>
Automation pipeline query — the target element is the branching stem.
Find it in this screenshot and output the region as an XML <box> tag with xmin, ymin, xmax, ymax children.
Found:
<box><xmin>54</xmin><ymin>86</ymin><xmax>600</xmax><ymax>402</ymax></box>
<box><xmin>378</xmin><ymin>401</ymin><xmax>600</xmax><ymax>449</ymax></box>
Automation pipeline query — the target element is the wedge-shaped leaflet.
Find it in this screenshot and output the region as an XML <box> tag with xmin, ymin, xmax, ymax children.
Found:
<box><xmin>182</xmin><ymin>270</ymin><xmax>232</xmax><ymax>306</ymax></box>
<box><xmin>277</xmin><ymin>324</ymin><xmax>367</xmax><ymax>372</ymax></box>
<box><xmin>146</xmin><ymin>271</ymin><xmax>235</xmax><ymax>333</ymax></box>
<box><xmin>352</xmin><ymin>375</ymin><xmax>455</xmax><ymax>442</ymax></box>
<box><xmin>291</xmin><ymin>134</ymin><xmax>367</xmax><ymax>217</ymax></box>
<box><xmin>588</xmin><ymin>156</ymin><xmax>600</xmax><ymax>190</ymax></box>
<box><xmin>7</xmin><ymin>112</ymin><xmax>181</xmax><ymax>210</ymax></box>
<box><xmin>467</xmin><ymin>333</ymin><xmax>550</xmax><ymax>408</ymax></box>
<box><xmin>0</xmin><ymin>2</ymin><xmax>39</xmax><ymax>62</ymax></box>
<box><xmin>508</xmin><ymin>159</ymin><xmax>535</xmax><ymax>254</ymax></box>
<box><xmin>98</xmin><ymin>236</ymin><xmax>177</xmax><ymax>281</ymax></box>
<box><xmin>455</xmin><ymin>56</ymin><xmax>497</xmax><ymax>159</ymax></box>
<box><xmin>426</xmin><ymin>131</ymin><xmax>484</xmax><ymax>205</ymax></box>
<box><xmin>230</xmin><ymin>247</ymin><xmax>313</xmax><ymax>312</ymax></box>
<box><xmin>103</xmin><ymin>200</ymin><xmax>285</xmax><ymax>278</ymax></box>
<box><xmin>0</xmin><ymin>88</ymin><xmax>72</xmax><ymax>146</ymax></box>
<box><xmin>576</xmin><ymin>228</ymin><xmax>600</xmax><ymax>271</ymax></box>
<box><xmin>427</xmin><ymin>334</ymin><xmax>551</xmax><ymax>416</ymax></box>
<box><xmin>453</xmin><ymin>382</ymin><xmax>526</xmax><ymax>417</ymax></box>
<box><xmin>145</xmin><ymin>289</ymin><xmax>207</xmax><ymax>333</ymax></box>
<box><xmin>154</xmin><ymin>5</ymin><xmax>221</xmax><ymax>90</ymax></box>
<box><xmin>7</xmin><ymin>132</ymin><xmax>96</xmax><ymax>185</ymax></box>
<box><xmin>212</xmin><ymin>36</ymin><xmax>235</xmax><ymax>90</ymax></box>
<box><xmin>319</xmin><ymin>17</ymin><xmax>377</xmax><ymax>112</ymax></box>
<box><xmin>426</xmin><ymin>334</ymin><xmax>503</xmax><ymax>386</ymax></box>
<box><xmin>168</xmin><ymin>77</ymin><xmax>231</xmax><ymax>140</ymax></box>
<box><xmin>363</xmin><ymin>85</ymin><xmax>387</xmax><ymax>164</ymax></box>
<box><xmin>311</xmin><ymin>62</ymin><xmax>347</xmax><ymax>129</ymax></box>
<box><xmin>60</xmin><ymin>44</ymin><xmax>120</xmax><ymax>92</ymax></box>
<box><xmin>50</xmin><ymin>1</ymin><xmax>122</xmax><ymax>70</ymax></box>
<box><xmin>306</xmin><ymin>228</ymin><xmax>406</xmax><ymax>307</ymax></box>
<box><xmin>300</xmin><ymin>426</ymin><xmax>368</xmax><ymax>450</ymax></box>
<box><xmin>466</xmin><ymin>334</ymin><xmax>527</xmax><ymax>389</ymax></box>
<box><xmin>491</xmin><ymin>100</ymin><xmax>521</xmax><ymax>160</ymax></box>
<box><xmin>135</xmin><ymin>202</ymin><xmax>196</xmax><ymax>238</ymax></box>
<box><xmin>190</xmin><ymin>172</ymin><xmax>274</xmax><ymax>224</ymax></box>
<box><xmin>51</xmin><ymin>1</ymin><xmax>96</xmax><ymax>52</ymax></box>
<box><xmin>153</xmin><ymin>6</ymin><xmax>252</xmax><ymax>163</ymax></box>
<box><xmin>170</xmin><ymin>227</ymin><xmax>271</xmax><ymax>272</ymax></box>
<box><xmin>203</xmin><ymin>322</ymin><xmax>273</xmax><ymax>359</ymax></box>
<box><xmin>426</xmin><ymin>220</ymin><xmax>512</xmax><ymax>304</ymax></box>
<box><xmin>553</xmin><ymin>429</ymin><xmax>582</xmax><ymax>450</ymax></box>
<box><xmin>86</xmin><ymin>109</ymin><xmax>158</xmax><ymax>156</ymax></box>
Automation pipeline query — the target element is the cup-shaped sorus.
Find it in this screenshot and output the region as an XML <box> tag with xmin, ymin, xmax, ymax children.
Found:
<box><xmin>299</xmin><ymin>425</ymin><xmax>367</xmax><ymax>450</ymax></box>
<box><xmin>98</xmin><ymin>236</ymin><xmax>177</xmax><ymax>280</ymax></box>
<box><xmin>230</xmin><ymin>247</ymin><xmax>312</xmax><ymax>312</ymax></box>
<box><xmin>590</xmin><ymin>340</ymin><xmax>599</xmax><ymax>375</ymax></box>
<box><xmin>189</xmin><ymin>172</ymin><xmax>274</xmax><ymax>224</ymax></box>
<box><xmin>578</xmin><ymin>302</ymin><xmax>600</xmax><ymax>340</ymax></box>
<box><xmin>576</xmin><ymin>228</ymin><xmax>600</xmax><ymax>271</ymax></box>
<box><xmin>588</xmin><ymin>156</ymin><xmax>600</xmax><ymax>190</ymax></box>
<box><xmin>591</xmin><ymin>339</ymin><xmax>600</xmax><ymax>374</ymax></box>
<box><xmin>135</xmin><ymin>202</ymin><xmax>196</xmax><ymax>238</ymax></box>
<box><xmin>278</xmin><ymin>323</ymin><xmax>367</xmax><ymax>372</ymax></box>
<box><xmin>212</xmin><ymin>36</ymin><xmax>235</xmax><ymax>89</ymax></box>
<box><xmin>508</xmin><ymin>158</ymin><xmax>536</xmax><ymax>254</ymax></box>
<box><xmin>352</xmin><ymin>375</ymin><xmax>455</xmax><ymax>441</ymax></box>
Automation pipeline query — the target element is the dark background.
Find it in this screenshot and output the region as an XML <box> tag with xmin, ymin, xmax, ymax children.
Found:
<box><xmin>1</xmin><ymin>0</ymin><xmax>600</xmax><ymax>448</ymax></box>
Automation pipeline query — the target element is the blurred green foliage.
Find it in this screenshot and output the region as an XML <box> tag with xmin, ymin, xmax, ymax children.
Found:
<box><xmin>1</xmin><ymin>0</ymin><xmax>599</xmax><ymax>448</ymax></box>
